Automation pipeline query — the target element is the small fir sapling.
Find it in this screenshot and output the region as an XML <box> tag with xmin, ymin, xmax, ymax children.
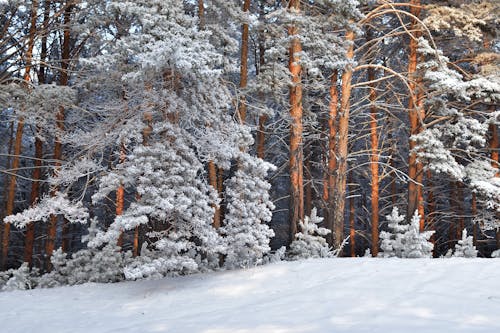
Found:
<box><xmin>452</xmin><ymin>229</ymin><xmax>478</xmax><ymax>258</ymax></box>
<box><xmin>379</xmin><ymin>208</ymin><xmax>434</xmax><ymax>258</ymax></box>
<box><xmin>288</xmin><ymin>208</ymin><xmax>332</xmax><ymax>260</ymax></box>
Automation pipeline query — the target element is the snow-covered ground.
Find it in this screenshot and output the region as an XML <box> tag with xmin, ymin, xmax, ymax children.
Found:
<box><xmin>1</xmin><ymin>258</ymin><xmax>499</xmax><ymax>333</ymax></box>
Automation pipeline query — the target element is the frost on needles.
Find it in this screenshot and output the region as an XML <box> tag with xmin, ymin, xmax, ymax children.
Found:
<box><xmin>379</xmin><ymin>208</ymin><xmax>434</xmax><ymax>258</ymax></box>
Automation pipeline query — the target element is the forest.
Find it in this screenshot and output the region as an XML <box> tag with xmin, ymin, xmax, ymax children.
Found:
<box><xmin>0</xmin><ymin>0</ymin><xmax>499</xmax><ymax>289</ymax></box>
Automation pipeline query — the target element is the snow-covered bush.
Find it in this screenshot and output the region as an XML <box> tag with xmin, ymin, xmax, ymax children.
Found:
<box><xmin>221</xmin><ymin>154</ymin><xmax>276</xmax><ymax>269</ymax></box>
<box><xmin>492</xmin><ymin>250</ymin><xmax>500</xmax><ymax>258</ymax></box>
<box><xmin>452</xmin><ymin>229</ymin><xmax>478</xmax><ymax>258</ymax></box>
<box><xmin>0</xmin><ymin>263</ymin><xmax>39</xmax><ymax>291</ymax></box>
<box><xmin>288</xmin><ymin>208</ymin><xmax>332</xmax><ymax>260</ymax></box>
<box><xmin>379</xmin><ymin>208</ymin><xmax>434</xmax><ymax>258</ymax></box>
<box><xmin>37</xmin><ymin>219</ymin><xmax>132</xmax><ymax>287</ymax></box>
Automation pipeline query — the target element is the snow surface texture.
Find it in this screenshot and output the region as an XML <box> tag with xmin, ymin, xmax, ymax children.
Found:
<box><xmin>1</xmin><ymin>258</ymin><xmax>499</xmax><ymax>333</ymax></box>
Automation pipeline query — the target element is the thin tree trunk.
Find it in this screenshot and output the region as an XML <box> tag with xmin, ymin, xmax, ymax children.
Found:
<box><xmin>304</xmin><ymin>155</ymin><xmax>312</xmax><ymax>217</ymax></box>
<box><xmin>256</xmin><ymin>115</ymin><xmax>267</xmax><ymax>159</ymax></box>
<box><xmin>368</xmin><ymin>61</ymin><xmax>379</xmax><ymax>257</ymax></box>
<box><xmin>208</xmin><ymin>161</ymin><xmax>221</xmax><ymax>228</ymax></box>
<box><xmin>331</xmin><ymin>29</ymin><xmax>355</xmax><ymax>249</ymax></box>
<box><xmin>26</xmin><ymin>0</ymin><xmax>51</xmax><ymax>267</ymax></box>
<box><xmin>456</xmin><ymin>181</ymin><xmax>465</xmax><ymax>240</ymax></box>
<box><xmin>348</xmin><ymin>171</ymin><xmax>356</xmax><ymax>257</ymax></box>
<box><xmin>2</xmin><ymin>0</ymin><xmax>38</xmax><ymax>269</ymax></box>
<box><xmin>238</xmin><ymin>0</ymin><xmax>251</xmax><ymax>124</ymax></box>
<box><xmin>471</xmin><ymin>193</ymin><xmax>478</xmax><ymax>247</ymax></box>
<box><xmin>426</xmin><ymin>170</ymin><xmax>437</xmax><ymax>256</ymax></box>
<box><xmin>116</xmin><ymin>142</ymin><xmax>126</xmax><ymax>248</ymax></box>
<box><xmin>326</xmin><ymin>70</ymin><xmax>338</xmax><ymax>245</ymax></box>
<box><xmin>46</xmin><ymin>2</ymin><xmax>73</xmax><ymax>268</ymax></box>
<box><xmin>407</xmin><ymin>0</ymin><xmax>424</xmax><ymax>225</ymax></box>
<box><xmin>288</xmin><ymin>0</ymin><xmax>304</xmax><ymax>242</ymax></box>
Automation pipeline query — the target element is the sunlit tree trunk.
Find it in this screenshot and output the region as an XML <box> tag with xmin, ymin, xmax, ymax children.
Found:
<box><xmin>368</xmin><ymin>55</ymin><xmax>379</xmax><ymax>257</ymax></box>
<box><xmin>288</xmin><ymin>0</ymin><xmax>304</xmax><ymax>241</ymax></box>
<box><xmin>407</xmin><ymin>0</ymin><xmax>425</xmax><ymax>228</ymax></box>
<box><xmin>2</xmin><ymin>0</ymin><xmax>38</xmax><ymax>269</ymax></box>
<box><xmin>25</xmin><ymin>0</ymin><xmax>51</xmax><ymax>267</ymax></box>
<box><xmin>331</xmin><ymin>29</ymin><xmax>355</xmax><ymax>249</ymax></box>
<box><xmin>325</xmin><ymin>70</ymin><xmax>338</xmax><ymax>245</ymax></box>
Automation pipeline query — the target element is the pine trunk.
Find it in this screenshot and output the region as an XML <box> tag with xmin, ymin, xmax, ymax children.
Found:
<box><xmin>238</xmin><ymin>0</ymin><xmax>251</xmax><ymax>124</ymax></box>
<box><xmin>331</xmin><ymin>29</ymin><xmax>355</xmax><ymax>249</ymax></box>
<box><xmin>116</xmin><ymin>143</ymin><xmax>126</xmax><ymax>248</ymax></box>
<box><xmin>46</xmin><ymin>2</ymin><xmax>72</xmax><ymax>267</ymax></box>
<box><xmin>288</xmin><ymin>0</ymin><xmax>304</xmax><ymax>242</ymax></box>
<box><xmin>2</xmin><ymin>0</ymin><xmax>38</xmax><ymax>269</ymax></box>
<box><xmin>368</xmin><ymin>63</ymin><xmax>379</xmax><ymax>257</ymax></box>
<box><xmin>326</xmin><ymin>70</ymin><xmax>338</xmax><ymax>245</ymax></box>
<box><xmin>407</xmin><ymin>0</ymin><xmax>424</xmax><ymax>226</ymax></box>
<box><xmin>348</xmin><ymin>171</ymin><xmax>356</xmax><ymax>257</ymax></box>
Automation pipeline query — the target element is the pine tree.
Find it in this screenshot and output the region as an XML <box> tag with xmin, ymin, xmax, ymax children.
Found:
<box><xmin>288</xmin><ymin>208</ymin><xmax>332</xmax><ymax>260</ymax></box>
<box><xmin>453</xmin><ymin>229</ymin><xmax>478</xmax><ymax>258</ymax></box>
<box><xmin>379</xmin><ymin>208</ymin><xmax>434</xmax><ymax>258</ymax></box>
<box><xmin>220</xmin><ymin>153</ymin><xmax>276</xmax><ymax>269</ymax></box>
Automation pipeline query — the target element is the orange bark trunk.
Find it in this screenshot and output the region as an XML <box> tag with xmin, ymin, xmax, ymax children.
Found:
<box><xmin>238</xmin><ymin>0</ymin><xmax>251</xmax><ymax>124</ymax></box>
<box><xmin>24</xmin><ymin>136</ymin><xmax>43</xmax><ymax>265</ymax></box>
<box><xmin>407</xmin><ymin>0</ymin><xmax>424</xmax><ymax>225</ymax></box>
<box><xmin>256</xmin><ymin>115</ymin><xmax>267</xmax><ymax>159</ymax></box>
<box><xmin>46</xmin><ymin>3</ymin><xmax>72</xmax><ymax>267</ymax></box>
<box><xmin>368</xmin><ymin>63</ymin><xmax>379</xmax><ymax>256</ymax></box>
<box><xmin>331</xmin><ymin>29</ymin><xmax>355</xmax><ymax>248</ymax></box>
<box><xmin>2</xmin><ymin>0</ymin><xmax>38</xmax><ymax>269</ymax></box>
<box><xmin>208</xmin><ymin>161</ymin><xmax>221</xmax><ymax>229</ymax></box>
<box><xmin>325</xmin><ymin>70</ymin><xmax>338</xmax><ymax>244</ymax></box>
<box><xmin>288</xmin><ymin>0</ymin><xmax>304</xmax><ymax>241</ymax></box>
<box><xmin>116</xmin><ymin>143</ymin><xmax>126</xmax><ymax>248</ymax></box>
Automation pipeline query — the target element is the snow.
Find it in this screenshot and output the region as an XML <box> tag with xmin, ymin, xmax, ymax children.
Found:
<box><xmin>1</xmin><ymin>258</ymin><xmax>499</xmax><ymax>333</ymax></box>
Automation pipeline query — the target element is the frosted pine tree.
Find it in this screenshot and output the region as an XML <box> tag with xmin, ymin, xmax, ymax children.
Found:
<box><xmin>379</xmin><ymin>207</ymin><xmax>407</xmax><ymax>258</ymax></box>
<box><xmin>379</xmin><ymin>208</ymin><xmax>434</xmax><ymax>258</ymax></box>
<box><xmin>92</xmin><ymin>124</ymin><xmax>223</xmax><ymax>278</ymax></box>
<box><xmin>403</xmin><ymin>211</ymin><xmax>435</xmax><ymax>259</ymax></box>
<box><xmin>221</xmin><ymin>154</ymin><xmax>276</xmax><ymax>269</ymax></box>
<box><xmin>288</xmin><ymin>208</ymin><xmax>332</xmax><ymax>260</ymax></box>
<box><xmin>453</xmin><ymin>229</ymin><xmax>478</xmax><ymax>258</ymax></box>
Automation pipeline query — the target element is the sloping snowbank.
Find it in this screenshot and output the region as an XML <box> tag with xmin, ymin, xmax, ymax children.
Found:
<box><xmin>1</xmin><ymin>258</ymin><xmax>499</xmax><ymax>333</ymax></box>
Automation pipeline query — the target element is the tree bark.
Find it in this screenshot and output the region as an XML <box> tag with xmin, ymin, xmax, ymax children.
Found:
<box><xmin>368</xmin><ymin>60</ymin><xmax>379</xmax><ymax>257</ymax></box>
<box><xmin>238</xmin><ymin>0</ymin><xmax>251</xmax><ymax>124</ymax></box>
<box><xmin>331</xmin><ymin>29</ymin><xmax>355</xmax><ymax>249</ymax></box>
<box><xmin>407</xmin><ymin>0</ymin><xmax>425</xmax><ymax>228</ymax></box>
<box><xmin>46</xmin><ymin>2</ymin><xmax>73</xmax><ymax>268</ymax></box>
<box><xmin>25</xmin><ymin>0</ymin><xmax>51</xmax><ymax>267</ymax></box>
<box><xmin>208</xmin><ymin>161</ymin><xmax>221</xmax><ymax>229</ymax></box>
<box><xmin>2</xmin><ymin>0</ymin><xmax>38</xmax><ymax>269</ymax></box>
<box><xmin>326</xmin><ymin>70</ymin><xmax>338</xmax><ymax>245</ymax></box>
<box><xmin>116</xmin><ymin>142</ymin><xmax>126</xmax><ymax>248</ymax></box>
<box><xmin>288</xmin><ymin>0</ymin><xmax>304</xmax><ymax>242</ymax></box>
<box><xmin>348</xmin><ymin>171</ymin><xmax>356</xmax><ymax>257</ymax></box>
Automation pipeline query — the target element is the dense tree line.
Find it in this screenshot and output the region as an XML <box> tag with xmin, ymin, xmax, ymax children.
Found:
<box><xmin>0</xmin><ymin>0</ymin><xmax>499</xmax><ymax>286</ymax></box>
